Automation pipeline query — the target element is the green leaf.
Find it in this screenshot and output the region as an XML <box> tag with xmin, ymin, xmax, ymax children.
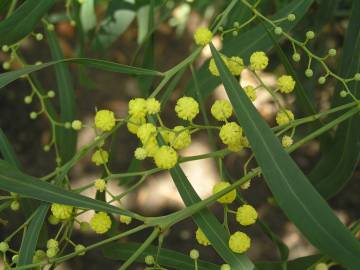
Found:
<box><xmin>0</xmin><ymin>58</ymin><xmax>163</xmax><ymax>90</ymax></box>
<box><xmin>210</xmin><ymin>43</ymin><xmax>360</xmax><ymax>270</ymax></box>
<box><xmin>0</xmin><ymin>0</ymin><xmax>55</xmax><ymax>46</ymax></box>
<box><xmin>170</xmin><ymin>166</ymin><xmax>255</xmax><ymax>270</ymax></box>
<box><xmin>0</xmin><ymin>160</ymin><xmax>137</xmax><ymax>218</ymax></box>
<box><xmin>186</xmin><ymin>0</ymin><xmax>314</xmax><ymax>98</ymax></box>
<box><xmin>47</xmin><ymin>29</ymin><xmax>77</xmax><ymax>163</ymax></box>
<box><xmin>0</xmin><ymin>128</ymin><xmax>21</xmax><ymax>169</ymax></box>
<box><xmin>80</xmin><ymin>0</ymin><xmax>96</xmax><ymax>33</ymax></box>
<box><xmin>309</xmin><ymin>0</ymin><xmax>360</xmax><ymax>198</ymax></box>
<box><xmin>18</xmin><ymin>204</ymin><xmax>49</xmax><ymax>267</ymax></box>
<box><xmin>103</xmin><ymin>242</ymin><xmax>219</xmax><ymax>270</ymax></box>
<box><xmin>256</xmin><ymin>255</ymin><xmax>322</xmax><ymax>270</ymax></box>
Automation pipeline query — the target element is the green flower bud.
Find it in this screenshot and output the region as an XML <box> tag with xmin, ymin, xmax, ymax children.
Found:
<box><xmin>47</xmin><ymin>24</ymin><xmax>55</xmax><ymax>31</ymax></box>
<box><xmin>233</xmin><ymin>21</ymin><xmax>240</xmax><ymax>28</ymax></box>
<box><xmin>287</xmin><ymin>14</ymin><xmax>296</xmax><ymax>21</ymax></box>
<box><xmin>64</xmin><ymin>122</ymin><xmax>72</xmax><ymax>129</ymax></box>
<box><xmin>46</xmin><ymin>247</ymin><xmax>59</xmax><ymax>258</ymax></box>
<box><xmin>292</xmin><ymin>53</ymin><xmax>301</xmax><ymax>62</ymax></box>
<box><xmin>318</xmin><ymin>76</ymin><xmax>326</xmax><ymax>84</ymax></box>
<box><xmin>47</xmin><ymin>90</ymin><xmax>56</xmax><ymax>98</ymax></box>
<box><xmin>354</xmin><ymin>73</ymin><xmax>360</xmax><ymax>81</ymax></box>
<box><xmin>0</xmin><ymin>241</ymin><xmax>9</xmax><ymax>253</ymax></box>
<box><xmin>232</xmin><ymin>30</ymin><xmax>238</xmax><ymax>37</ymax></box>
<box><xmin>274</xmin><ymin>27</ymin><xmax>282</xmax><ymax>35</ymax></box>
<box><xmin>221</xmin><ymin>264</ymin><xmax>231</xmax><ymax>270</ymax></box>
<box><xmin>189</xmin><ymin>249</ymin><xmax>199</xmax><ymax>259</ymax></box>
<box><xmin>35</xmin><ymin>33</ymin><xmax>44</xmax><ymax>41</ymax></box>
<box><xmin>145</xmin><ymin>255</ymin><xmax>155</xmax><ymax>265</ymax></box>
<box><xmin>328</xmin><ymin>48</ymin><xmax>336</xmax><ymax>56</ymax></box>
<box><xmin>340</xmin><ymin>90</ymin><xmax>347</xmax><ymax>98</ymax></box>
<box><xmin>10</xmin><ymin>200</ymin><xmax>20</xmax><ymax>211</ymax></box>
<box><xmin>24</xmin><ymin>96</ymin><xmax>32</xmax><ymax>104</ymax></box>
<box><xmin>30</xmin><ymin>112</ymin><xmax>38</xmax><ymax>120</ymax></box>
<box><xmin>2</xmin><ymin>45</ymin><xmax>9</xmax><ymax>52</ymax></box>
<box><xmin>48</xmin><ymin>214</ymin><xmax>60</xmax><ymax>225</ymax></box>
<box><xmin>75</xmin><ymin>244</ymin><xmax>86</xmax><ymax>255</ymax></box>
<box><xmin>305</xmin><ymin>69</ymin><xmax>313</xmax><ymax>77</ymax></box>
<box><xmin>306</xmin><ymin>30</ymin><xmax>315</xmax><ymax>39</ymax></box>
<box><xmin>12</xmin><ymin>254</ymin><xmax>19</xmax><ymax>264</ymax></box>
<box><xmin>3</xmin><ymin>61</ymin><xmax>11</xmax><ymax>70</ymax></box>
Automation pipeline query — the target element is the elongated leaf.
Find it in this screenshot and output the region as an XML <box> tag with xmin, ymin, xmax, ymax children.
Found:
<box><xmin>0</xmin><ymin>128</ymin><xmax>21</xmax><ymax>168</ymax></box>
<box><xmin>170</xmin><ymin>166</ymin><xmax>255</xmax><ymax>270</ymax></box>
<box><xmin>0</xmin><ymin>58</ymin><xmax>163</xmax><ymax>89</ymax></box>
<box><xmin>47</xmin><ymin>29</ymin><xmax>77</xmax><ymax>163</ymax></box>
<box><xmin>0</xmin><ymin>0</ymin><xmax>55</xmax><ymax>46</ymax></box>
<box><xmin>0</xmin><ymin>160</ymin><xmax>136</xmax><ymax>217</ymax></box>
<box><xmin>210</xmin><ymin>44</ymin><xmax>360</xmax><ymax>270</ymax></box>
<box><xmin>309</xmin><ymin>0</ymin><xmax>360</xmax><ymax>198</ymax></box>
<box><xmin>80</xmin><ymin>0</ymin><xmax>96</xmax><ymax>33</ymax></box>
<box><xmin>103</xmin><ymin>242</ymin><xmax>219</xmax><ymax>270</ymax></box>
<box><xmin>18</xmin><ymin>204</ymin><xmax>49</xmax><ymax>266</ymax></box>
<box><xmin>186</xmin><ymin>0</ymin><xmax>314</xmax><ymax>98</ymax></box>
<box><xmin>256</xmin><ymin>255</ymin><xmax>321</xmax><ymax>270</ymax></box>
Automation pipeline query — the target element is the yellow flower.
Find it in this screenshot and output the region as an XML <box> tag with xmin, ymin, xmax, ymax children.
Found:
<box><xmin>195</xmin><ymin>228</ymin><xmax>210</xmax><ymax>246</ymax></box>
<box><xmin>95</xmin><ymin>110</ymin><xmax>116</xmax><ymax>132</ymax></box>
<box><xmin>276</xmin><ymin>110</ymin><xmax>294</xmax><ymax>126</ymax></box>
<box><xmin>277</xmin><ymin>75</ymin><xmax>296</xmax><ymax>93</ymax></box>
<box><xmin>153</xmin><ymin>146</ymin><xmax>178</xmax><ymax>169</ymax></box>
<box><xmin>281</xmin><ymin>135</ymin><xmax>293</xmax><ymax>147</ymax></box>
<box><xmin>119</xmin><ymin>215</ymin><xmax>132</xmax><ymax>225</ymax></box>
<box><xmin>228</xmin><ymin>231</ymin><xmax>251</xmax><ymax>253</ymax></box>
<box><xmin>315</xmin><ymin>263</ymin><xmax>328</xmax><ymax>270</ymax></box>
<box><xmin>194</xmin><ymin>27</ymin><xmax>213</xmax><ymax>46</ymax></box>
<box><xmin>169</xmin><ymin>126</ymin><xmax>191</xmax><ymax>150</ymax></box>
<box><xmin>143</xmin><ymin>137</ymin><xmax>159</xmax><ymax>157</ymax></box>
<box><xmin>134</xmin><ymin>147</ymin><xmax>147</xmax><ymax>160</ymax></box>
<box><xmin>128</xmin><ymin>98</ymin><xmax>147</xmax><ymax>118</ymax></box>
<box><xmin>228</xmin><ymin>56</ymin><xmax>245</xmax><ymax>76</ymax></box>
<box><xmin>228</xmin><ymin>143</ymin><xmax>243</xmax><ymax>153</ymax></box>
<box><xmin>127</xmin><ymin>115</ymin><xmax>146</xmax><ymax>134</ymax></box>
<box><xmin>211</xmin><ymin>100</ymin><xmax>233</xmax><ymax>121</ymax></box>
<box><xmin>137</xmin><ymin>123</ymin><xmax>157</xmax><ymax>144</ymax></box>
<box><xmin>219</xmin><ymin>122</ymin><xmax>242</xmax><ymax>145</ymax></box>
<box><xmin>208</xmin><ymin>56</ymin><xmax>228</xmax><ymax>76</ymax></box>
<box><xmin>90</xmin><ymin>212</ymin><xmax>112</xmax><ymax>234</ymax></box>
<box><xmin>146</xmin><ymin>98</ymin><xmax>161</xmax><ymax>114</ymax></box>
<box><xmin>71</xmin><ymin>120</ymin><xmax>82</xmax><ymax>130</ymax></box>
<box><xmin>244</xmin><ymin>86</ymin><xmax>256</xmax><ymax>101</ymax></box>
<box><xmin>51</xmin><ymin>203</ymin><xmax>73</xmax><ymax>220</ymax></box>
<box><xmin>213</xmin><ymin>182</ymin><xmax>236</xmax><ymax>204</ymax></box>
<box><xmin>236</xmin><ymin>204</ymin><xmax>258</xmax><ymax>226</ymax></box>
<box><xmin>94</xmin><ymin>179</ymin><xmax>106</xmax><ymax>192</ymax></box>
<box><xmin>91</xmin><ymin>150</ymin><xmax>109</xmax><ymax>166</ymax></box>
<box><xmin>159</xmin><ymin>127</ymin><xmax>171</xmax><ymax>144</ymax></box>
<box><xmin>175</xmin><ymin>96</ymin><xmax>199</xmax><ymax>121</ymax></box>
<box><xmin>250</xmin><ymin>51</ymin><xmax>269</xmax><ymax>70</ymax></box>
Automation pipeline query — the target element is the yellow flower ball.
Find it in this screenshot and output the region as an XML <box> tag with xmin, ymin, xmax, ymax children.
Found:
<box><xmin>137</xmin><ymin>123</ymin><xmax>157</xmax><ymax>144</ymax></box>
<box><xmin>244</xmin><ymin>86</ymin><xmax>256</xmax><ymax>102</ymax></box>
<box><xmin>90</xmin><ymin>212</ymin><xmax>112</xmax><ymax>234</ymax></box>
<box><xmin>228</xmin><ymin>231</ymin><xmax>251</xmax><ymax>253</ymax></box>
<box><xmin>169</xmin><ymin>126</ymin><xmax>191</xmax><ymax>150</ymax></box>
<box><xmin>91</xmin><ymin>149</ymin><xmax>109</xmax><ymax>166</ymax></box>
<box><xmin>153</xmin><ymin>146</ymin><xmax>178</xmax><ymax>169</ymax></box>
<box><xmin>195</xmin><ymin>228</ymin><xmax>210</xmax><ymax>246</ymax></box>
<box><xmin>95</xmin><ymin>110</ymin><xmax>116</xmax><ymax>132</ymax></box>
<box><xmin>276</xmin><ymin>110</ymin><xmax>294</xmax><ymax>126</ymax></box>
<box><xmin>128</xmin><ymin>98</ymin><xmax>147</xmax><ymax>118</ymax></box>
<box><xmin>146</xmin><ymin>98</ymin><xmax>161</xmax><ymax>115</ymax></box>
<box><xmin>127</xmin><ymin>115</ymin><xmax>146</xmax><ymax>134</ymax></box>
<box><xmin>236</xmin><ymin>204</ymin><xmax>258</xmax><ymax>226</ymax></box>
<box><xmin>208</xmin><ymin>56</ymin><xmax>228</xmax><ymax>76</ymax></box>
<box><xmin>228</xmin><ymin>56</ymin><xmax>245</xmax><ymax>76</ymax></box>
<box><xmin>175</xmin><ymin>96</ymin><xmax>199</xmax><ymax>121</ymax></box>
<box><xmin>119</xmin><ymin>215</ymin><xmax>132</xmax><ymax>225</ymax></box>
<box><xmin>281</xmin><ymin>135</ymin><xmax>293</xmax><ymax>148</ymax></box>
<box><xmin>143</xmin><ymin>137</ymin><xmax>159</xmax><ymax>157</ymax></box>
<box><xmin>94</xmin><ymin>179</ymin><xmax>106</xmax><ymax>192</ymax></box>
<box><xmin>212</xmin><ymin>182</ymin><xmax>236</xmax><ymax>204</ymax></box>
<box><xmin>250</xmin><ymin>51</ymin><xmax>269</xmax><ymax>70</ymax></box>
<box><xmin>219</xmin><ymin>122</ymin><xmax>242</xmax><ymax>145</ymax></box>
<box><xmin>228</xmin><ymin>143</ymin><xmax>243</xmax><ymax>153</ymax></box>
<box><xmin>315</xmin><ymin>263</ymin><xmax>328</xmax><ymax>270</ymax></box>
<box><xmin>51</xmin><ymin>203</ymin><xmax>73</xmax><ymax>220</ymax></box>
<box><xmin>71</xmin><ymin>120</ymin><xmax>82</xmax><ymax>130</ymax></box>
<box><xmin>194</xmin><ymin>27</ymin><xmax>213</xmax><ymax>46</ymax></box>
<box><xmin>134</xmin><ymin>147</ymin><xmax>147</xmax><ymax>160</ymax></box>
<box><xmin>277</xmin><ymin>75</ymin><xmax>296</xmax><ymax>93</ymax></box>
<box><xmin>211</xmin><ymin>100</ymin><xmax>233</xmax><ymax>121</ymax></box>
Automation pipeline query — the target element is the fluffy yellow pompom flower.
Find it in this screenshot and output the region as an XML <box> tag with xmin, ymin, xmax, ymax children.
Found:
<box><xmin>134</xmin><ymin>147</ymin><xmax>147</xmax><ymax>160</ymax></box>
<box><xmin>213</xmin><ymin>182</ymin><xmax>236</xmax><ymax>204</ymax></box>
<box><xmin>119</xmin><ymin>215</ymin><xmax>132</xmax><ymax>225</ymax></box>
<box><xmin>128</xmin><ymin>98</ymin><xmax>147</xmax><ymax>118</ymax></box>
<box><xmin>282</xmin><ymin>135</ymin><xmax>293</xmax><ymax>147</ymax></box>
<box><xmin>236</xmin><ymin>204</ymin><xmax>258</xmax><ymax>226</ymax></box>
<box><xmin>175</xmin><ymin>96</ymin><xmax>199</xmax><ymax>121</ymax></box>
<box><xmin>229</xmin><ymin>231</ymin><xmax>251</xmax><ymax>253</ymax></box>
<box><xmin>91</xmin><ymin>149</ymin><xmax>109</xmax><ymax>166</ymax></box>
<box><xmin>277</xmin><ymin>75</ymin><xmax>296</xmax><ymax>93</ymax></box>
<box><xmin>90</xmin><ymin>212</ymin><xmax>112</xmax><ymax>234</ymax></box>
<box><xmin>143</xmin><ymin>137</ymin><xmax>159</xmax><ymax>157</ymax></box>
<box><xmin>146</xmin><ymin>98</ymin><xmax>161</xmax><ymax>115</ymax></box>
<box><xmin>95</xmin><ymin>110</ymin><xmax>116</xmax><ymax>132</ymax></box>
<box><xmin>169</xmin><ymin>126</ymin><xmax>191</xmax><ymax>150</ymax></box>
<box><xmin>127</xmin><ymin>115</ymin><xmax>146</xmax><ymax>134</ymax></box>
<box><xmin>244</xmin><ymin>86</ymin><xmax>257</xmax><ymax>101</ymax></box>
<box><xmin>211</xmin><ymin>100</ymin><xmax>233</xmax><ymax>121</ymax></box>
<box><xmin>228</xmin><ymin>56</ymin><xmax>245</xmax><ymax>76</ymax></box>
<box><xmin>209</xmin><ymin>56</ymin><xmax>228</xmax><ymax>76</ymax></box>
<box><xmin>153</xmin><ymin>146</ymin><xmax>178</xmax><ymax>169</ymax></box>
<box><xmin>315</xmin><ymin>263</ymin><xmax>328</xmax><ymax>270</ymax></box>
<box><xmin>250</xmin><ymin>51</ymin><xmax>269</xmax><ymax>70</ymax></box>
<box><xmin>137</xmin><ymin>123</ymin><xmax>157</xmax><ymax>144</ymax></box>
<box><xmin>195</xmin><ymin>228</ymin><xmax>211</xmax><ymax>246</ymax></box>
<box><xmin>219</xmin><ymin>122</ymin><xmax>242</xmax><ymax>145</ymax></box>
<box><xmin>276</xmin><ymin>110</ymin><xmax>294</xmax><ymax>126</ymax></box>
<box><xmin>51</xmin><ymin>203</ymin><xmax>73</xmax><ymax>220</ymax></box>
<box><xmin>228</xmin><ymin>143</ymin><xmax>243</xmax><ymax>153</ymax></box>
<box><xmin>194</xmin><ymin>27</ymin><xmax>213</xmax><ymax>46</ymax></box>
<box><xmin>94</xmin><ymin>179</ymin><xmax>106</xmax><ymax>192</ymax></box>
